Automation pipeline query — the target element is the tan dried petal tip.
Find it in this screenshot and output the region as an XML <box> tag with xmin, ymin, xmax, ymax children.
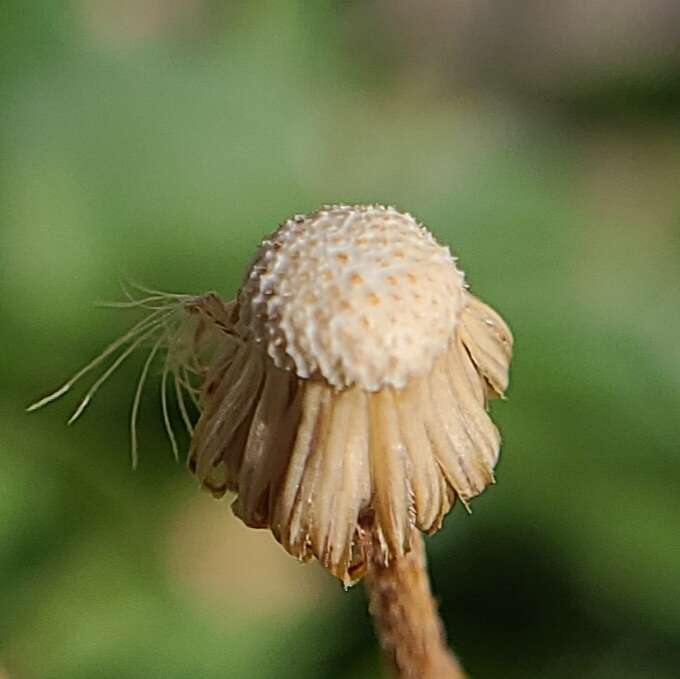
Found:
<box><xmin>188</xmin><ymin>204</ymin><xmax>513</xmax><ymax>586</ymax></box>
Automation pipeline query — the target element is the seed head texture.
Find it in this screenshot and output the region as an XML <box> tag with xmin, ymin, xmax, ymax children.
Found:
<box><xmin>238</xmin><ymin>205</ymin><xmax>465</xmax><ymax>391</ymax></box>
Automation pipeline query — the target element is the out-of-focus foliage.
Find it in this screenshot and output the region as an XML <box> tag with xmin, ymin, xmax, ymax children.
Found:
<box><xmin>2</xmin><ymin>2</ymin><xmax>680</xmax><ymax>678</ymax></box>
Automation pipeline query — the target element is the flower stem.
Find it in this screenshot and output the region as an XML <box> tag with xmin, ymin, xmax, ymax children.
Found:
<box><xmin>364</xmin><ymin>531</ymin><xmax>466</xmax><ymax>679</ymax></box>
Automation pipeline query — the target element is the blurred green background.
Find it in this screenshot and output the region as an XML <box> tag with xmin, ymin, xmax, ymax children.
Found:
<box><xmin>2</xmin><ymin>2</ymin><xmax>680</xmax><ymax>678</ymax></box>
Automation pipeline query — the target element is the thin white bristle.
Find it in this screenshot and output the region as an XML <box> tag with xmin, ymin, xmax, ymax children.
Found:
<box><xmin>27</xmin><ymin>307</ymin><xmax>172</xmax><ymax>414</ymax></box>
<box><xmin>67</xmin><ymin>323</ymin><xmax>166</xmax><ymax>426</ymax></box>
<box><xmin>130</xmin><ymin>334</ymin><xmax>165</xmax><ymax>469</ymax></box>
<box><xmin>161</xmin><ymin>352</ymin><xmax>179</xmax><ymax>461</ymax></box>
<box><xmin>26</xmin><ymin>384</ymin><xmax>71</xmax><ymax>412</ymax></box>
<box><xmin>180</xmin><ymin>366</ymin><xmax>201</xmax><ymax>408</ymax></box>
<box><xmin>120</xmin><ymin>278</ymin><xmax>188</xmax><ymax>301</ymax></box>
<box><xmin>67</xmin><ymin>396</ymin><xmax>91</xmax><ymax>425</ymax></box>
<box><xmin>93</xmin><ymin>295</ymin><xmax>180</xmax><ymax>310</ymax></box>
<box><xmin>174</xmin><ymin>372</ymin><xmax>195</xmax><ymax>437</ymax></box>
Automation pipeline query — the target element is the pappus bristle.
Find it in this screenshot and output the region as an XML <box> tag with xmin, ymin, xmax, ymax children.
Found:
<box><xmin>27</xmin><ymin>286</ymin><xmax>234</xmax><ymax>467</ymax></box>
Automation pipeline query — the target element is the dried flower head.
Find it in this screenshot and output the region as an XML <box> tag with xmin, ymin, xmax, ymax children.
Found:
<box><xmin>30</xmin><ymin>204</ymin><xmax>512</xmax><ymax>586</ymax></box>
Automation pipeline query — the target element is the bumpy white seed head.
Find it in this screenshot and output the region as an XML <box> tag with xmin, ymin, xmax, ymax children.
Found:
<box><xmin>237</xmin><ymin>204</ymin><xmax>466</xmax><ymax>391</ymax></box>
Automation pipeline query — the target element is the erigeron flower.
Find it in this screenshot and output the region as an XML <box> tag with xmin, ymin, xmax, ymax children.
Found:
<box><xmin>30</xmin><ymin>204</ymin><xmax>512</xmax><ymax>588</ymax></box>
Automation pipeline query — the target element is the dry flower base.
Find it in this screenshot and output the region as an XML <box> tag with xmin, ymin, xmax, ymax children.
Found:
<box><xmin>189</xmin><ymin>292</ymin><xmax>511</xmax><ymax>586</ymax></box>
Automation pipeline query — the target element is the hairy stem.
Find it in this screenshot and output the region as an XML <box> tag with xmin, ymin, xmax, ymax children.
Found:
<box><xmin>364</xmin><ymin>531</ymin><xmax>466</xmax><ymax>679</ymax></box>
